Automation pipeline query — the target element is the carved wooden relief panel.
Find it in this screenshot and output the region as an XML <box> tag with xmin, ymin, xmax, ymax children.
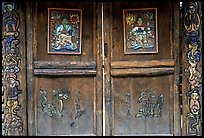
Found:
<box><xmin>2</xmin><ymin>2</ymin><xmax>24</xmax><ymax>135</ymax></box>
<box><xmin>35</xmin><ymin>77</ymin><xmax>96</xmax><ymax>135</ymax></box>
<box><xmin>40</xmin><ymin>88</ymin><xmax>70</xmax><ymax>118</ymax></box>
<box><xmin>183</xmin><ymin>2</ymin><xmax>202</xmax><ymax>136</ymax></box>
<box><xmin>135</xmin><ymin>89</ymin><xmax>164</xmax><ymax>118</ymax></box>
<box><xmin>112</xmin><ymin>76</ymin><xmax>172</xmax><ymax>135</ymax></box>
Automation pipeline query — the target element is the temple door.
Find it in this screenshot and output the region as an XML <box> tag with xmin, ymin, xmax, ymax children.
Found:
<box><xmin>26</xmin><ymin>2</ymin><xmax>103</xmax><ymax>136</ymax></box>
<box><xmin>103</xmin><ymin>1</ymin><xmax>181</xmax><ymax>136</ymax></box>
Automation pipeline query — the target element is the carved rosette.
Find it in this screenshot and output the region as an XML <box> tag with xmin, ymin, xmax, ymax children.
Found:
<box><xmin>2</xmin><ymin>2</ymin><xmax>23</xmax><ymax>135</ymax></box>
<box><xmin>183</xmin><ymin>2</ymin><xmax>202</xmax><ymax>136</ymax></box>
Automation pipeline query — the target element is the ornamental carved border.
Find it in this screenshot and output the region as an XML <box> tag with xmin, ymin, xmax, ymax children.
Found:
<box><xmin>183</xmin><ymin>2</ymin><xmax>202</xmax><ymax>136</ymax></box>
<box><xmin>2</xmin><ymin>2</ymin><xmax>23</xmax><ymax>135</ymax></box>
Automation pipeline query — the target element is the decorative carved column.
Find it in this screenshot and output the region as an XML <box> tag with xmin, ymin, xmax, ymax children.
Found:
<box><xmin>182</xmin><ymin>2</ymin><xmax>202</xmax><ymax>136</ymax></box>
<box><xmin>2</xmin><ymin>2</ymin><xmax>26</xmax><ymax>135</ymax></box>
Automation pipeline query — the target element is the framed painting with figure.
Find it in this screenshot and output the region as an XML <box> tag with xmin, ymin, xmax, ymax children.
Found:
<box><xmin>123</xmin><ymin>8</ymin><xmax>158</xmax><ymax>54</ymax></box>
<box><xmin>47</xmin><ymin>8</ymin><xmax>82</xmax><ymax>54</ymax></box>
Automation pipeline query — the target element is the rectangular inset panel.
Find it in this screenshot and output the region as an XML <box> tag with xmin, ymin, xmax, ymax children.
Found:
<box><xmin>112</xmin><ymin>75</ymin><xmax>173</xmax><ymax>135</ymax></box>
<box><xmin>47</xmin><ymin>8</ymin><xmax>82</xmax><ymax>54</ymax></box>
<box><xmin>35</xmin><ymin>76</ymin><xmax>96</xmax><ymax>135</ymax></box>
<box><xmin>123</xmin><ymin>8</ymin><xmax>158</xmax><ymax>54</ymax></box>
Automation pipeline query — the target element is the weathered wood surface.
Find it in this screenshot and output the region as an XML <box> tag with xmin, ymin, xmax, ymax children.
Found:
<box><xmin>28</xmin><ymin>2</ymin><xmax>102</xmax><ymax>136</ymax></box>
<box><xmin>104</xmin><ymin>1</ymin><xmax>180</xmax><ymax>136</ymax></box>
<box><xmin>34</xmin><ymin>61</ymin><xmax>96</xmax><ymax>69</ymax></box>
<box><xmin>111</xmin><ymin>59</ymin><xmax>175</xmax><ymax>69</ymax></box>
<box><xmin>26</xmin><ymin>2</ymin><xmax>36</xmax><ymax>136</ymax></box>
<box><xmin>111</xmin><ymin>67</ymin><xmax>175</xmax><ymax>77</ymax></box>
<box><xmin>172</xmin><ymin>2</ymin><xmax>181</xmax><ymax>136</ymax></box>
<box><xmin>34</xmin><ymin>69</ymin><xmax>97</xmax><ymax>76</ymax></box>
<box><xmin>18</xmin><ymin>2</ymin><xmax>27</xmax><ymax>136</ymax></box>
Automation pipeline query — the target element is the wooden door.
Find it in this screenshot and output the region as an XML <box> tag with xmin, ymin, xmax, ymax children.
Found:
<box><xmin>25</xmin><ymin>1</ymin><xmax>181</xmax><ymax>136</ymax></box>
<box><xmin>26</xmin><ymin>2</ymin><xmax>102</xmax><ymax>136</ymax></box>
<box><xmin>103</xmin><ymin>2</ymin><xmax>181</xmax><ymax>136</ymax></box>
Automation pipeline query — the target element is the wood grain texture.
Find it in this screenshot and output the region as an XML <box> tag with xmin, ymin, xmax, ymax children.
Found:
<box><xmin>34</xmin><ymin>69</ymin><xmax>97</xmax><ymax>76</ymax></box>
<box><xmin>111</xmin><ymin>59</ymin><xmax>175</xmax><ymax>69</ymax></box>
<box><xmin>105</xmin><ymin>1</ymin><xmax>180</xmax><ymax>136</ymax></box>
<box><xmin>112</xmin><ymin>76</ymin><xmax>172</xmax><ymax>135</ymax></box>
<box><xmin>31</xmin><ymin>2</ymin><xmax>102</xmax><ymax>136</ymax></box>
<box><xmin>26</xmin><ymin>2</ymin><xmax>36</xmax><ymax>136</ymax></box>
<box><xmin>35</xmin><ymin>77</ymin><xmax>96</xmax><ymax>135</ymax></box>
<box><xmin>111</xmin><ymin>68</ymin><xmax>174</xmax><ymax>77</ymax></box>
<box><xmin>18</xmin><ymin>2</ymin><xmax>27</xmax><ymax>135</ymax></box>
<box><xmin>34</xmin><ymin>61</ymin><xmax>96</xmax><ymax>69</ymax></box>
<box><xmin>172</xmin><ymin>2</ymin><xmax>181</xmax><ymax>136</ymax></box>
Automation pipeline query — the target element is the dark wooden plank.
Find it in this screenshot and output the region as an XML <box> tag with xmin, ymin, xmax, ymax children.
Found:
<box><xmin>111</xmin><ymin>59</ymin><xmax>175</xmax><ymax>69</ymax></box>
<box><xmin>95</xmin><ymin>2</ymin><xmax>103</xmax><ymax>136</ymax></box>
<box><xmin>111</xmin><ymin>68</ymin><xmax>174</xmax><ymax>77</ymax></box>
<box><xmin>34</xmin><ymin>69</ymin><xmax>97</xmax><ymax>76</ymax></box>
<box><xmin>26</xmin><ymin>2</ymin><xmax>36</xmax><ymax>136</ymax></box>
<box><xmin>172</xmin><ymin>2</ymin><xmax>181</xmax><ymax>136</ymax></box>
<box><xmin>18</xmin><ymin>2</ymin><xmax>27</xmax><ymax>136</ymax></box>
<box><xmin>104</xmin><ymin>2</ymin><xmax>113</xmax><ymax>136</ymax></box>
<box><xmin>34</xmin><ymin>61</ymin><xmax>96</xmax><ymax>69</ymax></box>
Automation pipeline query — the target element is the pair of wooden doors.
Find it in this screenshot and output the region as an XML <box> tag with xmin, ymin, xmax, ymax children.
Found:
<box><xmin>27</xmin><ymin>2</ymin><xmax>181</xmax><ymax>136</ymax></box>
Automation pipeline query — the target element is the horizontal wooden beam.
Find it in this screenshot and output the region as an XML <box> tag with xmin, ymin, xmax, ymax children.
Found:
<box><xmin>34</xmin><ymin>61</ymin><xmax>96</xmax><ymax>69</ymax></box>
<box><xmin>111</xmin><ymin>67</ymin><xmax>174</xmax><ymax>77</ymax></box>
<box><xmin>34</xmin><ymin>69</ymin><xmax>96</xmax><ymax>76</ymax></box>
<box><xmin>111</xmin><ymin>59</ymin><xmax>175</xmax><ymax>69</ymax></box>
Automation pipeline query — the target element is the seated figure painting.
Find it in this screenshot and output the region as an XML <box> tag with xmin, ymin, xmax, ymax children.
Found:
<box><xmin>48</xmin><ymin>8</ymin><xmax>82</xmax><ymax>54</ymax></box>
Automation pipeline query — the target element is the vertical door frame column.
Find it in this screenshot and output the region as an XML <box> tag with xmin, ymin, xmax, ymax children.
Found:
<box><xmin>2</xmin><ymin>2</ymin><xmax>27</xmax><ymax>136</ymax></box>
<box><xmin>172</xmin><ymin>1</ymin><xmax>181</xmax><ymax>136</ymax></box>
<box><xmin>26</xmin><ymin>2</ymin><xmax>37</xmax><ymax>135</ymax></box>
<box><xmin>103</xmin><ymin>2</ymin><xmax>113</xmax><ymax>136</ymax></box>
<box><xmin>181</xmin><ymin>2</ymin><xmax>202</xmax><ymax>136</ymax></box>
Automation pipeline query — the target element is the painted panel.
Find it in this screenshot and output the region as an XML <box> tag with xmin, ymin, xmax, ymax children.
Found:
<box><xmin>123</xmin><ymin>8</ymin><xmax>158</xmax><ymax>54</ymax></box>
<box><xmin>47</xmin><ymin>8</ymin><xmax>82</xmax><ymax>54</ymax></box>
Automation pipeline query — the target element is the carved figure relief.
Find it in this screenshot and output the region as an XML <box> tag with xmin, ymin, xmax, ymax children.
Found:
<box><xmin>70</xmin><ymin>91</ymin><xmax>86</xmax><ymax>127</ymax></box>
<box><xmin>40</xmin><ymin>88</ymin><xmax>70</xmax><ymax>118</ymax></box>
<box><xmin>135</xmin><ymin>89</ymin><xmax>164</xmax><ymax>117</ymax></box>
